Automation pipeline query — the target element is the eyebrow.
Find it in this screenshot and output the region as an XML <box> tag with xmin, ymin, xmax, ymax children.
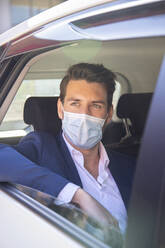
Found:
<box><xmin>67</xmin><ymin>98</ymin><xmax>106</xmax><ymax>105</ymax></box>
<box><xmin>92</xmin><ymin>101</ymin><xmax>106</xmax><ymax>105</ymax></box>
<box><xmin>67</xmin><ymin>98</ymin><xmax>81</xmax><ymax>102</ymax></box>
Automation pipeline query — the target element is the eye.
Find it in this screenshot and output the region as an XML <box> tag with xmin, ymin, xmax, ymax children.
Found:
<box><xmin>70</xmin><ymin>101</ymin><xmax>79</xmax><ymax>106</ymax></box>
<box><xmin>93</xmin><ymin>103</ymin><xmax>102</xmax><ymax>109</ymax></box>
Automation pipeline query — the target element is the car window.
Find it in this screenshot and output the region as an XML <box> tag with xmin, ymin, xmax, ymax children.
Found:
<box><xmin>0</xmin><ymin>78</ymin><xmax>61</xmax><ymax>133</ymax></box>
<box><xmin>0</xmin><ymin>35</ymin><xmax>164</xmax><ymax>247</ymax></box>
<box><xmin>0</xmin><ymin>36</ymin><xmax>164</xmax><ymax>148</ymax></box>
<box><xmin>12</xmin><ymin>183</ymin><xmax>123</xmax><ymax>248</ymax></box>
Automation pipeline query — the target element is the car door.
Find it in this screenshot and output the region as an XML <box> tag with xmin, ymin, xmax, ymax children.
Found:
<box><xmin>125</xmin><ymin>55</ymin><xmax>165</xmax><ymax>248</ymax></box>
<box><xmin>0</xmin><ymin>0</ymin><xmax>165</xmax><ymax>248</ymax></box>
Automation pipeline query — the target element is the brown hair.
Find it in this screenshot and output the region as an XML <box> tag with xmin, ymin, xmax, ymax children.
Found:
<box><xmin>60</xmin><ymin>63</ymin><xmax>116</xmax><ymax>108</ymax></box>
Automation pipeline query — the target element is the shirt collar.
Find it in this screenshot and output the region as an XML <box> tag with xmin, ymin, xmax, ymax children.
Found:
<box><xmin>62</xmin><ymin>132</ymin><xmax>81</xmax><ymax>158</ymax></box>
<box><xmin>62</xmin><ymin>132</ymin><xmax>110</xmax><ymax>169</ymax></box>
<box><xmin>99</xmin><ymin>142</ymin><xmax>110</xmax><ymax>169</ymax></box>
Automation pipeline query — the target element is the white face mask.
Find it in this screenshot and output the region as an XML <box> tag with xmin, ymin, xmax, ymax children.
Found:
<box><xmin>62</xmin><ymin>111</ymin><xmax>106</xmax><ymax>149</ymax></box>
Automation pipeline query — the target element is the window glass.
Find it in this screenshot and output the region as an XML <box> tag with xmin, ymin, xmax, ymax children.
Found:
<box><xmin>0</xmin><ymin>32</ymin><xmax>164</xmax><ymax>248</ymax></box>
<box><xmin>10</xmin><ymin>0</ymin><xmax>68</xmax><ymax>26</ymax></box>
<box><xmin>1</xmin><ymin>36</ymin><xmax>163</xmax><ymax>145</ymax></box>
<box><xmin>0</xmin><ymin>79</ymin><xmax>61</xmax><ymax>133</ymax></box>
<box><xmin>14</xmin><ymin>183</ymin><xmax>123</xmax><ymax>248</ymax></box>
<box><xmin>11</xmin><ymin>0</ymin><xmax>30</xmax><ymax>26</ymax></box>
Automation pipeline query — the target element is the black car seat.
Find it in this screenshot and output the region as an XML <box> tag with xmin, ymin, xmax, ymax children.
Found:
<box><xmin>24</xmin><ymin>96</ymin><xmax>127</xmax><ymax>147</ymax></box>
<box><xmin>24</xmin><ymin>94</ymin><xmax>152</xmax><ymax>157</ymax></box>
<box><xmin>102</xmin><ymin>121</ymin><xmax>126</xmax><ymax>145</ymax></box>
<box><xmin>24</xmin><ymin>96</ymin><xmax>126</xmax><ymax>145</ymax></box>
<box><xmin>106</xmin><ymin>93</ymin><xmax>153</xmax><ymax>157</ymax></box>
<box><xmin>24</xmin><ymin>96</ymin><xmax>61</xmax><ymax>136</ymax></box>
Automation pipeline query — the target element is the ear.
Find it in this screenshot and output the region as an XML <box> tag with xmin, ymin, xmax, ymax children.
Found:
<box><xmin>105</xmin><ymin>105</ymin><xmax>113</xmax><ymax>126</ymax></box>
<box><xmin>57</xmin><ymin>98</ymin><xmax>64</xmax><ymax>120</ymax></box>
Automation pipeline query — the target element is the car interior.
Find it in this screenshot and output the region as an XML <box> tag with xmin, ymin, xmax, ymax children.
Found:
<box><xmin>0</xmin><ymin>38</ymin><xmax>164</xmax><ymax>159</ymax></box>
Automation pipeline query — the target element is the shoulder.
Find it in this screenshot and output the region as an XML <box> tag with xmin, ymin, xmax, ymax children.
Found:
<box><xmin>15</xmin><ymin>131</ymin><xmax>60</xmax><ymax>163</ymax></box>
<box><xmin>105</xmin><ymin>147</ymin><xmax>136</xmax><ymax>179</ymax></box>
<box><xmin>20</xmin><ymin>131</ymin><xmax>54</xmax><ymax>141</ymax></box>
<box><xmin>18</xmin><ymin>131</ymin><xmax>61</xmax><ymax>146</ymax></box>
<box><xmin>106</xmin><ymin>147</ymin><xmax>136</xmax><ymax>166</ymax></box>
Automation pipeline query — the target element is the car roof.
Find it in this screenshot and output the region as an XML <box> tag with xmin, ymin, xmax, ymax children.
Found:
<box><xmin>0</xmin><ymin>0</ymin><xmax>164</xmax><ymax>57</ymax></box>
<box><xmin>0</xmin><ymin>0</ymin><xmax>112</xmax><ymax>47</ymax></box>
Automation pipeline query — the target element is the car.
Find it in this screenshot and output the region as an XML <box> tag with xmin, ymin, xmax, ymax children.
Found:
<box><xmin>0</xmin><ymin>0</ymin><xmax>165</xmax><ymax>247</ymax></box>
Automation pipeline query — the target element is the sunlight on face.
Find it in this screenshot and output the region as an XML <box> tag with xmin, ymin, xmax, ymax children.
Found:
<box><xmin>63</xmin><ymin>79</ymin><xmax>108</xmax><ymax>119</ymax></box>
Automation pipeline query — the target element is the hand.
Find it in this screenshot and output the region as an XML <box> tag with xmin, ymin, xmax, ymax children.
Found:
<box><xmin>71</xmin><ymin>188</ymin><xmax>119</xmax><ymax>229</ymax></box>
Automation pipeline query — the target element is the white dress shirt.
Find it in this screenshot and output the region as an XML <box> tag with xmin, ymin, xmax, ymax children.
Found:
<box><xmin>57</xmin><ymin>133</ymin><xmax>127</xmax><ymax>233</ymax></box>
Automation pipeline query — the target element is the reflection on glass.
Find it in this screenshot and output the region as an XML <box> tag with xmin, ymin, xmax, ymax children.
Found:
<box><xmin>14</xmin><ymin>184</ymin><xmax>123</xmax><ymax>248</ymax></box>
<box><xmin>10</xmin><ymin>0</ymin><xmax>67</xmax><ymax>27</ymax></box>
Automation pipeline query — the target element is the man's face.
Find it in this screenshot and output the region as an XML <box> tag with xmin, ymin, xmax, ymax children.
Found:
<box><xmin>58</xmin><ymin>79</ymin><xmax>113</xmax><ymax>126</ymax></box>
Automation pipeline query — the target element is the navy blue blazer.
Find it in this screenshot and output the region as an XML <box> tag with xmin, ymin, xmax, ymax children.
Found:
<box><xmin>0</xmin><ymin>131</ymin><xmax>135</xmax><ymax>209</ymax></box>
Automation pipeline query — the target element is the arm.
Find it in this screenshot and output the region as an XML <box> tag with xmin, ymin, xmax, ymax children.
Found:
<box><xmin>72</xmin><ymin>188</ymin><xmax>119</xmax><ymax>228</ymax></box>
<box><xmin>0</xmin><ymin>144</ymin><xmax>119</xmax><ymax>228</ymax></box>
<box><xmin>57</xmin><ymin>183</ymin><xmax>119</xmax><ymax>228</ymax></box>
<box><xmin>0</xmin><ymin>144</ymin><xmax>69</xmax><ymax>196</ymax></box>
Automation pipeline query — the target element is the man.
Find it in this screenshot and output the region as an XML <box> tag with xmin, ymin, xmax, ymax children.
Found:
<box><xmin>0</xmin><ymin>63</ymin><xmax>135</xmax><ymax>232</ymax></box>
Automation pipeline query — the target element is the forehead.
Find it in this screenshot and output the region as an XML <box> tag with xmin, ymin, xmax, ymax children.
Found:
<box><xmin>65</xmin><ymin>79</ymin><xmax>107</xmax><ymax>99</ymax></box>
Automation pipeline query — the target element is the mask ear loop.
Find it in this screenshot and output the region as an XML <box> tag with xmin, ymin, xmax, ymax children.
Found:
<box><xmin>104</xmin><ymin>113</ymin><xmax>109</xmax><ymax>123</ymax></box>
<box><xmin>102</xmin><ymin>113</ymin><xmax>111</xmax><ymax>132</ymax></box>
<box><xmin>104</xmin><ymin>104</ymin><xmax>113</xmax><ymax>124</ymax></box>
<box><xmin>61</xmin><ymin>104</ymin><xmax>65</xmax><ymax>119</ymax></box>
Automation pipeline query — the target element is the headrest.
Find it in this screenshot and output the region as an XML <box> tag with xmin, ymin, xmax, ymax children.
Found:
<box><xmin>24</xmin><ymin>97</ymin><xmax>61</xmax><ymax>136</ymax></box>
<box><xmin>117</xmin><ymin>93</ymin><xmax>153</xmax><ymax>136</ymax></box>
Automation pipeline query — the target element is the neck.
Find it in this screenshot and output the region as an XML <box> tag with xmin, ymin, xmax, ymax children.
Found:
<box><xmin>65</xmin><ymin>134</ymin><xmax>100</xmax><ymax>178</ymax></box>
<box><xmin>83</xmin><ymin>145</ymin><xmax>100</xmax><ymax>179</ymax></box>
<box><xmin>80</xmin><ymin>144</ymin><xmax>100</xmax><ymax>162</ymax></box>
<box><xmin>66</xmin><ymin>135</ymin><xmax>100</xmax><ymax>179</ymax></box>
